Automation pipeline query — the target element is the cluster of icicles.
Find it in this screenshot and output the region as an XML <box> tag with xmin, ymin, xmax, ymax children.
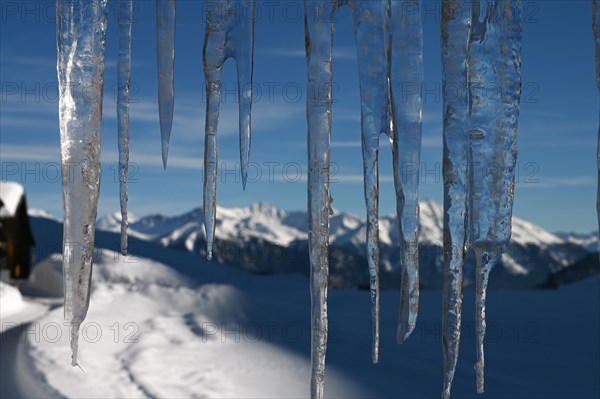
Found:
<box><xmin>58</xmin><ymin>0</ymin><xmax>596</xmax><ymax>398</ymax></box>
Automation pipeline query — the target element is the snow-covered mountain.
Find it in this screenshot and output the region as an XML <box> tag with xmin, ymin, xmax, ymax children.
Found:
<box><xmin>554</xmin><ymin>231</ymin><xmax>598</xmax><ymax>253</ymax></box>
<box><xmin>94</xmin><ymin>200</ymin><xmax>595</xmax><ymax>289</ymax></box>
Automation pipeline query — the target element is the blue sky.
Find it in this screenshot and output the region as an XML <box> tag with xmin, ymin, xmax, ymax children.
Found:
<box><xmin>0</xmin><ymin>0</ymin><xmax>597</xmax><ymax>233</ymax></box>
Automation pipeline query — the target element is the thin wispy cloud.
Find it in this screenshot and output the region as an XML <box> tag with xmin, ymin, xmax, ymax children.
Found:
<box><xmin>0</xmin><ymin>116</ymin><xmax>57</xmax><ymax>129</ymax></box>
<box><xmin>517</xmin><ymin>176</ymin><xmax>595</xmax><ymax>189</ymax></box>
<box><xmin>330</xmin><ymin>134</ymin><xmax>441</xmax><ymax>149</ymax></box>
<box><xmin>260</xmin><ymin>46</ymin><xmax>357</xmax><ymax>61</ymax></box>
<box><xmin>0</xmin><ymin>55</ymin><xmax>153</xmax><ymax>68</ymax></box>
<box><xmin>0</xmin><ymin>144</ymin><xmax>60</xmax><ymax>162</ymax></box>
<box><xmin>421</xmin><ymin>134</ymin><xmax>442</xmax><ymax>148</ymax></box>
<box><xmin>330</xmin><ymin>174</ymin><xmax>395</xmax><ymax>184</ymax></box>
<box><xmin>0</xmin><ymin>142</ymin><xmax>235</xmax><ymax>171</ymax></box>
<box><xmin>331</xmin><ymin>140</ymin><xmax>361</xmax><ymax>148</ymax></box>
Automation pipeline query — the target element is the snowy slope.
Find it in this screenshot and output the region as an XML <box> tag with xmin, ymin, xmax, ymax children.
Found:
<box><xmin>3</xmin><ymin>217</ymin><xmax>598</xmax><ymax>398</ymax></box>
<box><xmin>4</xmin><ymin>246</ymin><xmax>599</xmax><ymax>398</ymax></box>
<box><xmin>0</xmin><ymin>280</ymin><xmax>53</xmax><ymax>339</ymax></box>
<box><xmin>12</xmin><ymin>250</ymin><xmax>366</xmax><ymax>399</ymax></box>
<box><xmin>94</xmin><ymin>200</ymin><xmax>594</xmax><ymax>289</ymax></box>
<box><xmin>0</xmin><ymin>282</ymin><xmax>25</xmax><ymax>318</ymax></box>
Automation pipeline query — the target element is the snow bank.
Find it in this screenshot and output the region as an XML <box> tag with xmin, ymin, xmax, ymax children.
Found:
<box><xmin>14</xmin><ymin>247</ymin><xmax>599</xmax><ymax>398</ymax></box>
<box><xmin>22</xmin><ymin>250</ymin><xmax>365</xmax><ymax>398</ymax></box>
<box><xmin>0</xmin><ymin>281</ymin><xmax>25</xmax><ymax>318</ymax></box>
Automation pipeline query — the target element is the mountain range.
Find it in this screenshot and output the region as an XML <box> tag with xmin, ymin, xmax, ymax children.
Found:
<box><xmin>92</xmin><ymin>200</ymin><xmax>599</xmax><ymax>289</ymax></box>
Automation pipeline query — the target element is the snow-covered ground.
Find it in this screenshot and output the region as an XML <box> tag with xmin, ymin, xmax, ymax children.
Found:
<box><xmin>1</xmin><ymin>243</ymin><xmax>598</xmax><ymax>398</ymax></box>
<box><xmin>0</xmin><ymin>281</ymin><xmax>26</xmax><ymax>319</ymax></box>
<box><xmin>0</xmin><ymin>279</ymin><xmax>53</xmax><ymax>332</ymax></box>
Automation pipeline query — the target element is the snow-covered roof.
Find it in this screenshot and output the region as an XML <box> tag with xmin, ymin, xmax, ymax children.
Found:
<box><xmin>0</xmin><ymin>182</ymin><xmax>25</xmax><ymax>218</ymax></box>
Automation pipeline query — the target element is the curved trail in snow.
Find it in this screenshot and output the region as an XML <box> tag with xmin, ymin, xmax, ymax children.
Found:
<box><xmin>0</xmin><ymin>298</ymin><xmax>62</xmax><ymax>398</ymax></box>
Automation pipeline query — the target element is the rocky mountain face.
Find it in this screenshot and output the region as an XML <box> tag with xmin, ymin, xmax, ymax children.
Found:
<box><xmin>93</xmin><ymin>200</ymin><xmax>596</xmax><ymax>289</ymax></box>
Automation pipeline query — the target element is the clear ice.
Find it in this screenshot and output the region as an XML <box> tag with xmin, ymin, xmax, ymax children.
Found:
<box><xmin>53</xmin><ymin>0</ymin><xmax>525</xmax><ymax>394</ymax></box>
<box><xmin>346</xmin><ymin>0</ymin><xmax>390</xmax><ymax>365</ymax></box>
<box><xmin>304</xmin><ymin>1</ymin><xmax>335</xmax><ymax>396</ymax></box>
<box><xmin>203</xmin><ymin>0</ymin><xmax>255</xmax><ymax>260</ymax></box>
<box><xmin>117</xmin><ymin>0</ymin><xmax>133</xmax><ymax>255</ymax></box>
<box><xmin>156</xmin><ymin>0</ymin><xmax>175</xmax><ymax>169</ymax></box>
<box><xmin>56</xmin><ymin>0</ymin><xmax>108</xmax><ymax>366</ymax></box>
<box><xmin>441</xmin><ymin>2</ymin><xmax>470</xmax><ymax>395</ymax></box>
<box><xmin>441</xmin><ymin>1</ymin><xmax>522</xmax><ymax>397</ymax></box>
<box><xmin>304</xmin><ymin>0</ymin><xmax>425</xmax><ymax>395</ymax></box>
<box><xmin>467</xmin><ymin>1</ymin><xmax>522</xmax><ymax>393</ymax></box>
<box><xmin>388</xmin><ymin>0</ymin><xmax>424</xmax><ymax>344</ymax></box>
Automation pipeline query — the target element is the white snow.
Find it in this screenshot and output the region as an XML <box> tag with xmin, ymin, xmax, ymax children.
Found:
<box><xmin>1</xmin><ymin>248</ymin><xmax>597</xmax><ymax>398</ymax></box>
<box><xmin>96</xmin><ymin>200</ymin><xmax>579</xmax><ymax>254</ymax></box>
<box><xmin>0</xmin><ymin>282</ymin><xmax>25</xmax><ymax>318</ymax></box>
<box><xmin>97</xmin><ymin>203</ymin><xmax>309</xmax><ymax>246</ymax></box>
<box><xmin>1</xmin><ymin>219</ymin><xmax>598</xmax><ymax>398</ymax></box>
<box><xmin>0</xmin><ymin>182</ymin><xmax>25</xmax><ymax>218</ymax></box>
<box><xmin>95</xmin><ymin>212</ymin><xmax>137</xmax><ymax>230</ymax></box>
<box><xmin>0</xmin><ymin>281</ymin><xmax>51</xmax><ymax>335</ymax></box>
<box><xmin>499</xmin><ymin>253</ymin><xmax>529</xmax><ymax>275</ymax></box>
<box><xmin>13</xmin><ymin>250</ymin><xmax>366</xmax><ymax>398</ymax></box>
<box><xmin>92</xmin><ymin>200</ymin><xmax>593</xmax><ymax>290</ymax></box>
<box><xmin>417</xmin><ymin>199</ymin><xmax>444</xmax><ymax>245</ymax></box>
<box><xmin>217</xmin><ymin>203</ymin><xmax>308</xmax><ymax>245</ymax></box>
<box><xmin>510</xmin><ymin>217</ymin><xmax>564</xmax><ymax>247</ymax></box>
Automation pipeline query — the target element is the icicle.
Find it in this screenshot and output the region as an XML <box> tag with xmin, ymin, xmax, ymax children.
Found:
<box><xmin>440</xmin><ymin>1</ymin><xmax>470</xmax><ymax>397</ymax></box>
<box><xmin>156</xmin><ymin>0</ymin><xmax>175</xmax><ymax>169</ymax></box>
<box><xmin>468</xmin><ymin>1</ymin><xmax>522</xmax><ymax>393</ymax></box>
<box><xmin>388</xmin><ymin>0</ymin><xmax>423</xmax><ymax>344</ymax></box>
<box><xmin>203</xmin><ymin>0</ymin><xmax>255</xmax><ymax>260</ymax></box>
<box><xmin>346</xmin><ymin>0</ymin><xmax>390</xmax><ymax>364</ymax></box>
<box><xmin>594</xmin><ymin>0</ymin><xmax>600</xmax><ymax>255</ymax></box>
<box><xmin>466</xmin><ymin>2</ymin><xmax>499</xmax><ymax>391</ymax></box>
<box><xmin>488</xmin><ymin>3</ymin><xmax>522</xmax><ymax>383</ymax></box>
<box><xmin>440</xmin><ymin>2</ymin><xmax>521</xmax><ymax>396</ymax></box>
<box><xmin>304</xmin><ymin>1</ymin><xmax>335</xmax><ymax>396</ymax></box>
<box><xmin>117</xmin><ymin>0</ymin><xmax>132</xmax><ymax>255</ymax></box>
<box><xmin>56</xmin><ymin>0</ymin><xmax>108</xmax><ymax>366</ymax></box>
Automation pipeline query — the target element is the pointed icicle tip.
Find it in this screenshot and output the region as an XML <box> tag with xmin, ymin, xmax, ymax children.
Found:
<box><xmin>241</xmin><ymin>163</ymin><xmax>248</xmax><ymax>191</ymax></box>
<box><xmin>120</xmin><ymin>226</ymin><xmax>128</xmax><ymax>256</ymax></box>
<box><xmin>372</xmin><ymin>331</ymin><xmax>379</xmax><ymax>363</ymax></box>
<box><xmin>396</xmin><ymin>323</ymin><xmax>415</xmax><ymax>345</ymax></box>
<box><xmin>476</xmin><ymin>361</ymin><xmax>485</xmax><ymax>394</ymax></box>
<box><xmin>69</xmin><ymin>322</ymin><xmax>81</xmax><ymax>368</ymax></box>
<box><xmin>162</xmin><ymin>144</ymin><xmax>169</xmax><ymax>170</ymax></box>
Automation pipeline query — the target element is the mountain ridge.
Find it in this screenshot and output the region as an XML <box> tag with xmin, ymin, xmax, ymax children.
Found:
<box><xmin>87</xmin><ymin>200</ymin><xmax>598</xmax><ymax>289</ymax></box>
